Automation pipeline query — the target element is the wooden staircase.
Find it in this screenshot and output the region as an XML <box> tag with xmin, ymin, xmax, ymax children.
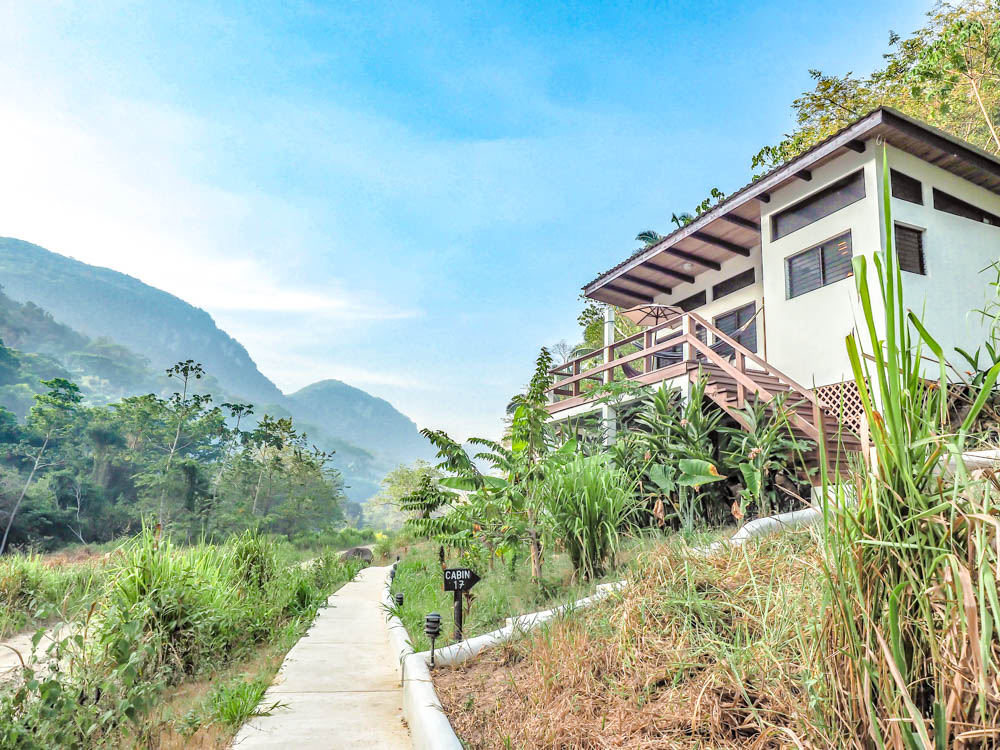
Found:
<box><xmin>682</xmin><ymin>309</ymin><xmax>866</xmax><ymax>479</ymax></box>
<box><xmin>697</xmin><ymin>362</ymin><xmax>865</xmax><ymax>479</ymax></box>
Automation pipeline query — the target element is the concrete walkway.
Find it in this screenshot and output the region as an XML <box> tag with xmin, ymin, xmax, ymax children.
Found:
<box><xmin>232</xmin><ymin>565</ymin><xmax>411</xmax><ymax>749</ymax></box>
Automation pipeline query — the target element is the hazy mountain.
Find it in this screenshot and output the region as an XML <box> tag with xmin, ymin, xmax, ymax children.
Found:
<box><xmin>0</xmin><ymin>237</ymin><xmax>432</xmax><ymax>500</ymax></box>
<box><xmin>0</xmin><ymin>238</ymin><xmax>283</xmax><ymax>407</ymax></box>
<box><xmin>288</xmin><ymin>380</ymin><xmax>433</xmax><ymax>467</ymax></box>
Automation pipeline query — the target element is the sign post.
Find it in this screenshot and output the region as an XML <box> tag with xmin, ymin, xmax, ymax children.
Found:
<box><xmin>443</xmin><ymin>567</ymin><xmax>481</xmax><ymax>641</ymax></box>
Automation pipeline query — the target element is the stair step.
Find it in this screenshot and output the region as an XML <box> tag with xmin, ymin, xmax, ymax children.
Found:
<box><xmin>707</xmin><ymin>376</ymin><xmax>788</xmax><ymax>388</ymax></box>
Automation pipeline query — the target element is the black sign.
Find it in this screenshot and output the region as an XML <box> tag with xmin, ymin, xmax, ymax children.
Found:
<box><xmin>443</xmin><ymin>568</ymin><xmax>481</xmax><ymax>592</ymax></box>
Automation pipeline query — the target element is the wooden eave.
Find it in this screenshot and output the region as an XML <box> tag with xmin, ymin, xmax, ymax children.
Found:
<box><xmin>584</xmin><ymin>107</ymin><xmax>1000</xmax><ymax>307</ymax></box>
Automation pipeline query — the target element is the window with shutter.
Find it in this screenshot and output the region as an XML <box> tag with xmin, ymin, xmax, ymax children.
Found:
<box><xmin>786</xmin><ymin>247</ymin><xmax>822</xmax><ymax>298</ymax></box>
<box><xmin>714</xmin><ymin>302</ymin><xmax>757</xmax><ymax>357</ymax></box>
<box><xmin>771</xmin><ymin>170</ymin><xmax>866</xmax><ymax>240</ymax></box>
<box><xmin>821</xmin><ymin>235</ymin><xmax>854</xmax><ymax>284</ymax></box>
<box><xmin>676</xmin><ymin>290</ymin><xmax>707</xmax><ymax>312</ymax></box>
<box><xmin>890</xmin><ymin>170</ymin><xmax>923</xmax><ymax>205</ymax></box>
<box><xmin>785</xmin><ymin>232</ymin><xmax>853</xmax><ymax>299</ymax></box>
<box><xmin>933</xmin><ymin>188</ymin><xmax>1000</xmax><ymax>226</ymax></box>
<box><xmin>712</xmin><ymin>268</ymin><xmax>755</xmax><ymax>300</ymax></box>
<box><xmin>894</xmin><ymin>224</ymin><xmax>925</xmax><ymax>275</ymax></box>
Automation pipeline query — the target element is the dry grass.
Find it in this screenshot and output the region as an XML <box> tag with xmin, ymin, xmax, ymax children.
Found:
<box><xmin>434</xmin><ymin>530</ymin><xmax>827</xmax><ymax>749</ymax></box>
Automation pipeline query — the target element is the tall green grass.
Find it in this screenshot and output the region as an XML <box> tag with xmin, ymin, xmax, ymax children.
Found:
<box><xmin>0</xmin><ymin>553</ymin><xmax>104</xmax><ymax>637</ymax></box>
<box><xmin>0</xmin><ymin>526</ymin><xmax>364</xmax><ymax>749</ymax></box>
<box><xmin>820</xmin><ymin>148</ymin><xmax>1000</xmax><ymax>747</ymax></box>
<box><xmin>537</xmin><ymin>454</ymin><xmax>638</xmax><ymax>580</ymax></box>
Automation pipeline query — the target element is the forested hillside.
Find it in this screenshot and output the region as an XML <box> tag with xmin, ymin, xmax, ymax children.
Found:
<box><xmin>0</xmin><ymin>362</ymin><xmax>347</xmax><ymax>552</ymax></box>
<box><xmin>0</xmin><ymin>238</ymin><xmax>283</xmax><ymax>406</ymax></box>
<box><xmin>0</xmin><ymin>238</ymin><xmax>432</xmax><ymax>501</ymax></box>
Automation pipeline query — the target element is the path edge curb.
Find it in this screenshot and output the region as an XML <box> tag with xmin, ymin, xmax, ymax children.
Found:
<box><xmin>382</xmin><ymin>573</ymin><xmax>463</xmax><ymax>750</ymax></box>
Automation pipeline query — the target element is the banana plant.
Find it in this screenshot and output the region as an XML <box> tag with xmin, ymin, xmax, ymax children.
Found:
<box><xmin>721</xmin><ymin>394</ymin><xmax>814</xmax><ymax>520</ymax></box>
<box><xmin>674</xmin><ymin>458</ymin><xmax>726</xmax><ymax>532</ymax></box>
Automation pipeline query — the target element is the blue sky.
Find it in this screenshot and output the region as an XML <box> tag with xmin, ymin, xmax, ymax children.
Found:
<box><xmin>0</xmin><ymin>0</ymin><xmax>929</xmax><ymax>439</ymax></box>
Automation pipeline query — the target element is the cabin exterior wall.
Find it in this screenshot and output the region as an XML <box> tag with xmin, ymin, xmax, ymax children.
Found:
<box><xmin>757</xmin><ymin>145</ymin><xmax>884</xmax><ymax>388</ymax></box>
<box><xmin>882</xmin><ymin>144</ymin><xmax>1000</xmax><ymax>367</ymax></box>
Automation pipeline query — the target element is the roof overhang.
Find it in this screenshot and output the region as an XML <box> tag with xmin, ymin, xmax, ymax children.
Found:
<box><xmin>585</xmin><ymin>107</ymin><xmax>1000</xmax><ymax>306</ymax></box>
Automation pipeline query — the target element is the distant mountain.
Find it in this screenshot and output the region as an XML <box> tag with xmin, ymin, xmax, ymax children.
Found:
<box><xmin>0</xmin><ymin>238</ymin><xmax>283</xmax><ymax>407</ymax></box>
<box><xmin>0</xmin><ymin>237</ymin><xmax>432</xmax><ymax>502</ymax></box>
<box><xmin>288</xmin><ymin>380</ymin><xmax>432</xmax><ymax>467</ymax></box>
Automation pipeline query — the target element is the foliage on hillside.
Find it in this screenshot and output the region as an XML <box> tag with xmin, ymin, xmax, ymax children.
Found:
<box><xmin>0</xmin><ymin>238</ymin><xmax>283</xmax><ymax>407</ymax></box>
<box><xmin>0</xmin><ymin>287</ymin><xmax>165</xmax><ymax>414</ymax></box>
<box><xmin>0</xmin><ymin>359</ymin><xmax>347</xmax><ymax>552</ymax></box>
<box><xmin>0</xmin><ymin>242</ymin><xmax>430</xmax><ymax>502</ymax></box>
<box><xmin>288</xmin><ymin>380</ymin><xmax>433</xmax><ymax>470</ymax></box>
<box><xmin>752</xmin><ymin>0</ymin><xmax>1000</xmax><ymax>171</ymax></box>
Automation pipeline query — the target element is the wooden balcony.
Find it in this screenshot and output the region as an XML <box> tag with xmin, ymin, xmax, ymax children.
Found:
<box><xmin>547</xmin><ymin>312</ymin><xmax>761</xmax><ymax>415</ymax></box>
<box><xmin>546</xmin><ymin>311</ymin><xmax>868</xmax><ymax>477</ymax></box>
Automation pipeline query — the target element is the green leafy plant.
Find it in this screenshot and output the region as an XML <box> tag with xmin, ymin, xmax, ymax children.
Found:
<box><xmin>720</xmin><ymin>395</ymin><xmax>814</xmax><ymax>520</ymax></box>
<box><xmin>632</xmin><ymin>377</ymin><xmax>727</xmax><ymax>531</ymax></box>
<box><xmin>209</xmin><ymin>677</ymin><xmax>285</xmax><ymax>727</ymax></box>
<box><xmin>820</xmin><ymin>146</ymin><xmax>1000</xmax><ymax>747</ymax></box>
<box><xmin>537</xmin><ymin>454</ymin><xmax>638</xmax><ymax>580</ymax></box>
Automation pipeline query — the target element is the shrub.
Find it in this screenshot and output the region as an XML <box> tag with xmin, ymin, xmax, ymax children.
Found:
<box><xmin>0</xmin><ymin>553</ymin><xmax>103</xmax><ymax>636</ymax></box>
<box><xmin>538</xmin><ymin>454</ymin><xmax>638</xmax><ymax>580</ymax></box>
<box><xmin>229</xmin><ymin>529</ymin><xmax>279</xmax><ymax>592</ymax></box>
<box><xmin>0</xmin><ymin>554</ymin><xmax>46</xmax><ymax>606</ymax></box>
<box><xmin>98</xmin><ymin>526</ymin><xmax>235</xmax><ymax>678</ymax></box>
<box><xmin>209</xmin><ymin>676</ymin><xmax>283</xmax><ymax>727</ymax></box>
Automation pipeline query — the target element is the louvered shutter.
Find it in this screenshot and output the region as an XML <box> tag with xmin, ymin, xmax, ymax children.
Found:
<box><xmin>821</xmin><ymin>234</ymin><xmax>854</xmax><ymax>284</ymax></box>
<box><xmin>895</xmin><ymin>224</ymin><xmax>925</xmax><ymax>275</ymax></box>
<box><xmin>786</xmin><ymin>248</ymin><xmax>822</xmax><ymax>298</ymax></box>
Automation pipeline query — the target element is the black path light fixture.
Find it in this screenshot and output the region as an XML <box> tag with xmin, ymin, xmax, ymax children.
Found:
<box><xmin>395</xmin><ymin>592</ymin><xmax>404</xmax><ymax>607</ymax></box>
<box><xmin>424</xmin><ymin>612</ymin><xmax>441</xmax><ymax>667</ymax></box>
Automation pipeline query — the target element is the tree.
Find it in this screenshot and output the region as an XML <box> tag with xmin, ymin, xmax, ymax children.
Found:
<box><xmin>910</xmin><ymin>1</ymin><xmax>1000</xmax><ymax>151</ymax></box>
<box><xmin>127</xmin><ymin>362</ymin><xmax>220</xmax><ymax>529</ymax></box>
<box><xmin>0</xmin><ymin>340</ymin><xmax>20</xmax><ymax>387</ymax></box>
<box><xmin>0</xmin><ymin>378</ymin><xmax>81</xmax><ymax>554</ymax></box>
<box><xmin>367</xmin><ymin>460</ymin><xmax>441</xmax><ymax>529</ymax></box>
<box><xmin>751</xmin><ymin>1</ymin><xmax>1000</xmax><ymax>172</ymax></box>
<box><xmin>635</xmin><ymin>230</ymin><xmax>665</xmax><ymax>246</ymax></box>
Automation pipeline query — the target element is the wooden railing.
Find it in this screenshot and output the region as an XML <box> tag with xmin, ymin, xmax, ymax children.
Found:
<box><xmin>546</xmin><ymin>311</ymin><xmax>825</xmax><ymax>441</ymax></box>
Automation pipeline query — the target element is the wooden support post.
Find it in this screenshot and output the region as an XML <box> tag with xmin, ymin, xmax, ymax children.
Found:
<box><xmin>681</xmin><ymin>315</ymin><xmax>694</xmax><ymax>363</ymax></box>
<box><xmin>735</xmin><ymin>352</ymin><xmax>746</xmax><ymax>407</ymax></box>
<box><xmin>644</xmin><ymin>330</ymin><xmax>653</xmax><ymax>372</ymax></box>
<box><xmin>453</xmin><ymin>589</ymin><xmax>463</xmax><ymax>641</ymax></box>
<box><xmin>573</xmin><ymin>360</ymin><xmax>581</xmax><ymax>397</ymax></box>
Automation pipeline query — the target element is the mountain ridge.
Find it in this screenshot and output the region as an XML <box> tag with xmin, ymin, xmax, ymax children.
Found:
<box><xmin>0</xmin><ymin>238</ymin><xmax>283</xmax><ymax>406</ymax></box>
<box><xmin>0</xmin><ymin>237</ymin><xmax>432</xmax><ymax>500</ymax></box>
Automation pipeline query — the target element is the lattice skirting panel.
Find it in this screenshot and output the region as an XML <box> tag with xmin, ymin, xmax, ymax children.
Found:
<box><xmin>813</xmin><ymin>380</ymin><xmax>866</xmax><ymax>437</ymax></box>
